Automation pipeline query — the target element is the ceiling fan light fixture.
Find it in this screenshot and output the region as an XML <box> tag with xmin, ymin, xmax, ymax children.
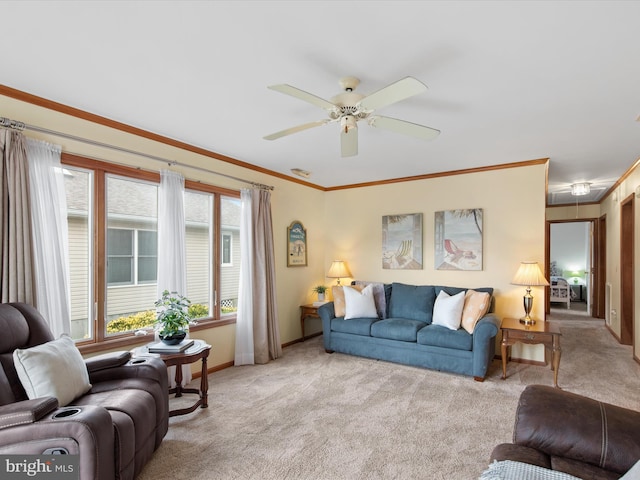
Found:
<box><xmin>571</xmin><ymin>182</ymin><xmax>591</xmax><ymax>196</ymax></box>
<box><xmin>340</xmin><ymin>115</ymin><xmax>357</xmax><ymax>133</ymax></box>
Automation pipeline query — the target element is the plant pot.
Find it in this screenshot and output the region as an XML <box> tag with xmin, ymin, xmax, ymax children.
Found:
<box><xmin>318</xmin><ymin>293</ymin><xmax>325</xmax><ymax>302</ymax></box>
<box><xmin>159</xmin><ymin>331</ymin><xmax>187</xmax><ymax>345</ymax></box>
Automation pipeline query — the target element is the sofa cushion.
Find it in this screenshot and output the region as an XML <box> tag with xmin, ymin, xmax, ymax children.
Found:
<box><xmin>388</xmin><ymin>283</ymin><xmax>436</xmax><ymax>323</ymax></box>
<box><xmin>436</xmin><ymin>286</ymin><xmax>494</xmax><ymax>313</ymax></box>
<box><xmin>332</xmin><ymin>284</ymin><xmax>364</xmax><ymax>317</ymax></box>
<box><xmin>331</xmin><ymin>317</ymin><xmax>378</xmax><ymax>336</ymax></box>
<box><xmin>461</xmin><ymin>289</ymin><xmax>491</xmax><ymax>334</ymax></box>
<box><xmin>13</xmin><ymin>335</ymin><xmax>92</xmax><ymax>407</ymax></box>
<box><xmin>417</xmin><ymin>324</ymin><xmax>473</xmax><ymax>351</ymax></box>
<box><xmin>371</xmin><ymin>318</ymin><xmax>428</xmax><ymax>342</ymax></box>
<box><xmin>432</xmin><ymin>290</ymin><xmax>465</xmax><ymax>330</ymax></box>
<box><xmin>354</xmin><ymin>281</ymin><xmax>388</xmax><ymax>319</ymax></box>
<box><xmin>344</xmin><ymin>285</ymin><xmax>378</xmax><ymax>320</ymax></box>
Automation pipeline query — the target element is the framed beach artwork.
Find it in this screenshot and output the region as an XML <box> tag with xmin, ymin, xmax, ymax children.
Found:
<box><xmin>287</xmin><ymin>220</ymin><xmax>307</xmax><ymax>267</ymax></box>
<box><xmin>434</xmin><ymin>209</ymin><xmax>483</xmax><ymax>271</ymax></box>
<box><xmin>382</xmin><ymin>213</ymin><xmax>423</xmax><ymax>270</ymax></box>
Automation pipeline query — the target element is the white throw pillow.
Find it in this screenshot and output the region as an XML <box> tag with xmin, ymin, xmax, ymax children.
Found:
<box><xmin>13</xmin><ymin>335</ymin><xmax>92</xmax><ymax>407</ymax></box>
<box><xmin>344</xmin><ymin>284</ymin><xmax>378</xmax><ymax>319</ymax></box>
<box><xmin>432</xmin><ymin>290</ymin><xmax>465</xmax><ymax>330</ymax></box>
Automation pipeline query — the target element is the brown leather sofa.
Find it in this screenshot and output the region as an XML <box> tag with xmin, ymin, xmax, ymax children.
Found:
<box><xmin>491</xmin><ymin>384</ymin><xmax>640</xmax><ymax>480</ymax></box>
<box><xmin>0</xmin><ymin>303</ymin><xmax>169</xmax><ymax>480</ymax></box>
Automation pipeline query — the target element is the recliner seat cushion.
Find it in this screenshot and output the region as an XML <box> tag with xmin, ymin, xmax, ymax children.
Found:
<box><xmin>73</xmin><ymin>389</ymin><xmax>156</xmax><ymax>477</ymax></box>
<box><xmin>417</xmin><ymin>324</ymin><xmax>473</xmax><ymax>351</ymax></box>
<box><xmin>371</xmin><ymin>318</ymin><xmax>427</xmax><ymax>342</ymax></box>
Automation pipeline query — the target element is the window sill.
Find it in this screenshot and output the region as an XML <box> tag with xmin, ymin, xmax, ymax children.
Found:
<box><xmin>78</xmin><ymin>316</ymin><xmax>236</xmax><ymax>355</ymax></box>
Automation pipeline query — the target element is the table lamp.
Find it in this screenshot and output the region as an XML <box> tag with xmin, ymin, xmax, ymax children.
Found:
<box><xmin>327</xmin><ymin>260</ymin><xmax>351</xmax><ymax>286</ymax></box>
<box><xmin>511</xmin><ymin>261</ymin><xmax>549</xmax><ymax>325</ymax></box>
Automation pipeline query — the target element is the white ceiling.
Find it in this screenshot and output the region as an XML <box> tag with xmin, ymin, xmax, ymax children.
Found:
<box><xmin>3</xmin><ymin>1</ymin><xmax>639</xmax><ymax>205</ymax></box>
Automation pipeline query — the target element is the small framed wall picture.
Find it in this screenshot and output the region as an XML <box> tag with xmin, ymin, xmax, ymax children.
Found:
<box><xmin>287</xmin><ymin>220</ymin><xmax>307</xmax><ymax>267</ymax></box>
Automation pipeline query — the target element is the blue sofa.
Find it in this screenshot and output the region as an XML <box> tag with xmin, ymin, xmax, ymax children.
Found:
<box><xmin>318</xmin><ymin>282</ymin><xmax>501</xmax><ymax>381</ymax></box>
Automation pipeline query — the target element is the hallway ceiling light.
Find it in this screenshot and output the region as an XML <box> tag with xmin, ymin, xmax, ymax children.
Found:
<box><xmin>571</xmin><ymin>183</ymin><xmax>591</xmax><ymax>196</ymax></box>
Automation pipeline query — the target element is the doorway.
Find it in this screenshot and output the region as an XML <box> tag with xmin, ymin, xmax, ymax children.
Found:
<box><xmin>547</xmin><ymin>220</ymin><xmax>596</xmax><ymax>315</ymax></box>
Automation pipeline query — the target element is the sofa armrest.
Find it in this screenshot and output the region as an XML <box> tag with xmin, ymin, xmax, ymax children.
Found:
<box><xmin>471</xmin><ymin>314</ymin><xmax>501</xmax><ymax>379</ymax></box>
<box><xmin>88</xmin><ymin>355</ymin><xmax>168</xmax><ymax>392</ymax></box>
<box><xmin>85</xmin><ymin>351</ymin><xmax>131</xmax><ymax>373</ymax></box>
<box><xmin>514</xmin><ymin>385</ymin><xmax>640</xmax><ymax>474</ymax></box>
<box><xmin>318</xmin><ymin>302</ymin><xmax>335</xmax><ymax>322</ymax></box>
<box><xmin>318</xmin><ymin>302</ymin><xmax>336</xmax><ymax>351</ymax></box>
<box><xmin>0</xmin><ymin>397</ymin><xmax>58</xmax><ymax>430</ymax></box>
<box><xmin>0</xmin><ymin>403</ymin><xmax>115</xmax><ymax>479</ymax></box>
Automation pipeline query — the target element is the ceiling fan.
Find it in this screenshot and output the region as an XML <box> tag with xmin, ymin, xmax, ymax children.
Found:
<box><xmin>264</xmin><ymin>76</ymin><xmax>440</xmax><ymax>157</ymax></box>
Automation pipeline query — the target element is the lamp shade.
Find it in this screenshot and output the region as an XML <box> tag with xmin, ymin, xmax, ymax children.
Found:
<box><xmin>511</xmin><ymin>261</ymin><xmax>549</xmax><ymax>287</ymax></box>
<box><xmin>327</xmin><ymin>260</ymin><xmax>351</xmax><ymax>279</ymax></box>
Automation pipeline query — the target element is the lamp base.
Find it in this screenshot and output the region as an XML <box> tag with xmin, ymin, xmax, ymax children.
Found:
<box><xmin>519</xmin><ymin>317</ymin><xmax>536</xmax><ymax>326</ymax></box>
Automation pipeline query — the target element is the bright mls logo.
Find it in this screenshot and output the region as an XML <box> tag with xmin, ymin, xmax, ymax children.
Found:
<box><xmin>1</xmin><ymin>455</ymin><xmax>78</xmax><ymax>479</ymax></box>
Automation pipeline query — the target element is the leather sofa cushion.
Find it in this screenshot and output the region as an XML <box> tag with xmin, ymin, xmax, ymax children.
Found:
<box><xmin>514</xmin><ymin>385</ymin><xmax>640</xmax><ymax>474</ymax></box>
<box><xmin>371</xmin><ymin>318</ymin><xmax>427</xmax><ymax>342</ymax></box>
<box><xmin>74</xmin><ymin>389</ymin><xmax>156</xmax><ymax>477</ymax></box>
<box><xmin>388</xmin><ymin>283</ymin><xmax>436</xmax><ymax>323</ymax></box>
<box><xmin>331</xmin><ymin>317</ymin><xmax>378</xmax><ymax>336</ymax></box>
<box><xmin>416</xmin><ymin>324</ymin><xmax>473</xmax><ymax>351</ymax></box>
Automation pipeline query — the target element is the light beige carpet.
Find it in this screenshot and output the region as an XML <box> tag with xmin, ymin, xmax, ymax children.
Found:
<box><xmin>138</xmin><ymin>313</ymin><xmax>640</xmax><ymax>480</ymax></box>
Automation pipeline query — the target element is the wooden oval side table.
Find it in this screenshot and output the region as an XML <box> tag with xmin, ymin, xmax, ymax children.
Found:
<box><xmin>134</xmin><ymin>339</ymin><xmax>211</xmax><ymax>417</ymax></box>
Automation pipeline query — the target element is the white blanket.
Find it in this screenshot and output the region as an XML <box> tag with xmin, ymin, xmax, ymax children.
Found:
<box><xmin>479</xmin><ymin>461</ymin><xmax>582</xmax><ymax>480</ymax></box>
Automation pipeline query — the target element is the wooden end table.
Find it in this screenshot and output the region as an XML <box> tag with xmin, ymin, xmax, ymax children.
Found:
<box><xmin>300</xmin><ymin>304</ymin><xmax>322</xmax><ymax>341</ymax></box>
<box><xmin>500</xmin><ymin>318</ymin><xmax>562</xmax><ymax>388</ymax></box>
<box><xmin>135</xmin><ymin>339</ymin><xmax>211</xmax><ymax>417</ymax></box>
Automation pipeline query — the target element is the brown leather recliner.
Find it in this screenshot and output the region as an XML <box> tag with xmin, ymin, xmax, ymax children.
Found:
<box><xmin>0</xmin><ymin>303</ymin><xmax>169</xmax><ymax>480</ymax></box>
<box><xmin>491</xmin><ymin>384</ymin><xmax>640</xmax><ymax>480</ymax></box>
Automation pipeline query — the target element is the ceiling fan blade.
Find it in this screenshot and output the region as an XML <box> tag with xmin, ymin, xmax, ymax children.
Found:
<box><xmin>268</xmin><ymin>84</ymin><xmax>337</xmax><ymax>111</ymax></box>
<box><xmin>263</xmin><ymin>120</ymin><xmax>330</xmax><ymax>140</ymax></box>
<box><xmin>358</xmin><ymin>77</ymin><xmax>427</xmax><ymax>111</ymax></box>
<box><xmin>368</xmin><ymin>115</ymin><xmax>440</xmax><ymax>141</ymax></box>
<box><xmin>341</xmin><ymin>125</ymin><xmax>358</xmax><ymax>157</ymax></box>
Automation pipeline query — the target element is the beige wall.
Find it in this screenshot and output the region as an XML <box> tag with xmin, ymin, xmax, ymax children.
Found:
<box><xmin>599</xmin><ymin>172</ymin><xmax>640</xmax><ymax>360</ymax></box>
<box><xmin>323</xmin><ymin>164</ymin><xmax>548</xmax><ymax>361</ymax></box>
<box><xmin>1</xmin><ymin>92</ymin><xmax>550</xmax><ymax>367</ymax></box>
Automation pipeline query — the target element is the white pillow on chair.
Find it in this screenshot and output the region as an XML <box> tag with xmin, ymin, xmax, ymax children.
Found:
<box><xmin>13</xmin><ymin>335</ymin><xmax>92</xmax><ymax>407</ymax></box>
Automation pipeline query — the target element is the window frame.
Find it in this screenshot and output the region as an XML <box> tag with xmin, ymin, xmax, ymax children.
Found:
<box><xmin>62</xmin><ymin>153</ymin><xmax>240</xmax><ymax>354</ymax></box>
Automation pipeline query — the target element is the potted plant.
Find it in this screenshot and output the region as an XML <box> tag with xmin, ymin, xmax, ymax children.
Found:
<box><xmin>312</xmin><ymin>285</ymin><xmax>328</xmax><ymax>302</ymax></box>
<box><xmin>154</xmin><ymin>290</ymin><xmax>192</xmax><ymax>345</ymax></box>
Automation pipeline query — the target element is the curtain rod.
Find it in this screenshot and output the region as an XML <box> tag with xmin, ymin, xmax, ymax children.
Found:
<box><xmin>0</xmin><ymin>116</ymin><xmax>274</xmax><ymax>191</ymax></box>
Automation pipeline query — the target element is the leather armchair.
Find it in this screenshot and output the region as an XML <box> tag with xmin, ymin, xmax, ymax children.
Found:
<box><xmin>491</xmin><ymin>385</ymin><xmax>640</xmax><ymax>480</ymax></box>
<box><xmin>0</xmin><ymin>303</ymin><xmax>169</xmax><ymax>480</ymax></box>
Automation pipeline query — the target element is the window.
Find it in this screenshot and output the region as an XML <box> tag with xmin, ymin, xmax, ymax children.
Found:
<box><xmin>106</xmin><ymin>228</ymin><xmax>158</xmax><ymax>286</ymax></box>
<box><xmin>62</xmin><ymin>156</ymin><xmax>240</xmax><ymax>347</ymax></box>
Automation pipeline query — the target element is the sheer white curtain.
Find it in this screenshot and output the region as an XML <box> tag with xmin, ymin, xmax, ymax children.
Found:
<box><xmin>235</xmin><ymin>188</ymin><xmax>255</xmax><ymax>365</ymax></box>
<box><xmin>26</xmin><ymin>138</ymin><xmax>71</xmax><ymax>337</ymax></box>
<box><xmin>157</xmin><ymin>169</ymin><xmax>190</xmax><ymax>385</ymax></box>
<box><xmin>235</xmin><ymin>188</ymin><xmax>281</xmax><ymax>366</ymax></box>
<box><xmin>157</xmin><ymin>170</ymin><xmax>186</xmax><ymax>295</ymax></box>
